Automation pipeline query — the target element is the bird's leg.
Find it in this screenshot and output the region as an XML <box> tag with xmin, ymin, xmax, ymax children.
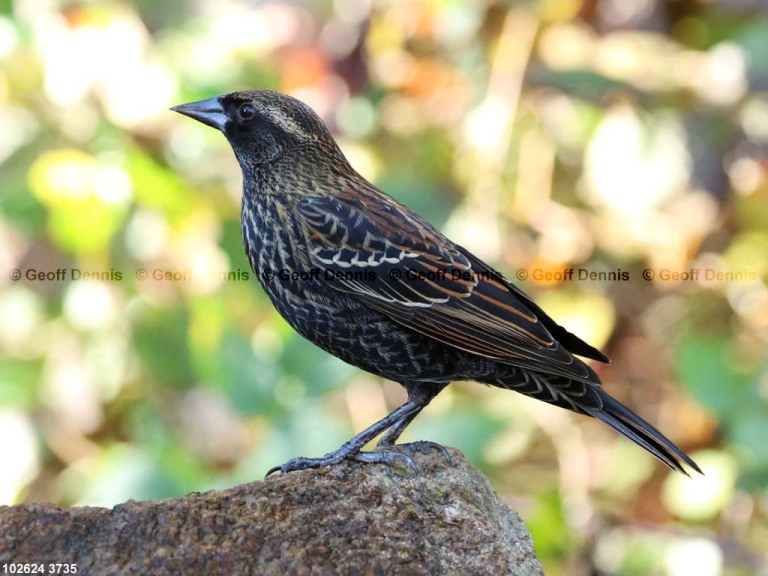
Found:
<box><xmin>266</xmin><ymin>400</ymin><xmax>424</xmax><ymax>476</ymax></box>
<box><xmin>375</xmin><ymin>409</ymin><xmax>421</xmax><ymax>445</ymax></box>
<box><xmin>375</xmin><ymin>384</ymin><xmax>452</xmax><ymax>465</ymax></box>
<box><xmin>376</xmin><ymin>409</ymin><xmax>453</xmax><ymax>465</ymax></box>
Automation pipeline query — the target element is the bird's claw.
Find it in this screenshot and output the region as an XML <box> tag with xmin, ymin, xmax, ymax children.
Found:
<box><xmin>378</xmin><ymin>440</ymin><xmax>453</xmax><ymax>466</ymax></box>
<box><xmin>351</xmin><ymin>449</ymin><xmax>418</xmax><ymax>472</ymax></box>
<box><xmin>265</xmin><ymin>454</ymin><xmax>344</xmax><ymax>477</ymax></box>
<box><xmin>409</xmin><ymin>441</ymin><xmax>453</xmax><ymax>465</ymax></box>
<box><xmin>264</xmin><ymin>448</ymin><xmax>422</xmax><ymax>477</ymax></box>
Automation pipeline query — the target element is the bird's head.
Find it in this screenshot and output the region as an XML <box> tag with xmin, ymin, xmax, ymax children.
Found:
<box><xmin>172</xmin><ymin>90</ymin><xmax>347</xmax><ymax>175</ymax></box>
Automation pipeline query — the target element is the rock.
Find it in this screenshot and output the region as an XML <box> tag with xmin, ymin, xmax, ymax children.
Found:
<box><xmin>0</xmin><ymin>448</ymin><xmax>543</xmax><ymax>575</ymax></box>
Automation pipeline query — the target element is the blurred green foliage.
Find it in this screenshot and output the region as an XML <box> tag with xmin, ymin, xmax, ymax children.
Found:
<box><xmin>1</xmin><ymin>0</ymin><xmax>768</xmax><ymax>574</ymax></box>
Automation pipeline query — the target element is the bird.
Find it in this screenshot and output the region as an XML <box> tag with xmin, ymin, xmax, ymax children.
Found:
<box><xmin>171</xmin><ymin>90</ymin><xmax>701</xmax><ymax>477</ymax></box>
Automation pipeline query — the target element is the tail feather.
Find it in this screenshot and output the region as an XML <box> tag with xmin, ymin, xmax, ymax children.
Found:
<box><xmin>584</xmin><ymin>392</ymin><xmax>702</xmax><ymax>476</ymax></box>
<box><xmin>494</xmin><ymin>370</ymin><xmax>702</xmax><ymax>475</ymax></box>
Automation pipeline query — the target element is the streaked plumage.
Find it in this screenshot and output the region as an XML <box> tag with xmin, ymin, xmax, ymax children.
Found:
<box><xmin>172</xmin><ymin>90</ymin><xmax>701</xmax><ymax>476</ymax></box>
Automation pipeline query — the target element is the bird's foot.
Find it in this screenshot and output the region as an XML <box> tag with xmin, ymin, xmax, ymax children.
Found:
<box><xmin>351</xmin><ymin>449</ymin><xmax>418</xmax><ymax>472</ymax></box>
<box><xmin>265</xmin><ymin>448</ymin><xmax>417</xmax><ymax>477</ymax></box>
<box><xmin>377</xmin><ymin>440</ymin><xmax>453</xmax><ymax>466</ymax></box>
<box><xmin>265</xmin><ymin>399</ymin><xmax>436</xmax><ymax>477</ymax></box>
<box><xmin>265</xmin><ymin>453</ymin><xmax>343</xmax><ymax>476</ymax></box>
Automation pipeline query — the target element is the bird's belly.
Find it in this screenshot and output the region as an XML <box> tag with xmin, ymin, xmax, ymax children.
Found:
<box><xmin>265</xmin><ymin>282</ymin><xmax>452</xmax><ymax>383</ymax></box>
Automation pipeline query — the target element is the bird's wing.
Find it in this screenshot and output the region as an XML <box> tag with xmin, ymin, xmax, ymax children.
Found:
<box><xmin>453</xmin><ymin>247</ymin><xmax>610</xmax><ymax>363</ymax></box>
<box><xmin>297</xmin><ymin>193</ymin><xmax>606</xmax><ymax>382</ymax></box>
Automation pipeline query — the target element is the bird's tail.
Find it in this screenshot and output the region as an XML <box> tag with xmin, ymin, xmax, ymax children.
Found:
<box><xmin>581</xmin><ymin>391</ymin><xmax>702</xmax><ymax>475</ymax></box>
<box><xmin>496</xmin><ymin>371</ymin><xmax>702</xmax><ymax>475</ymax></box>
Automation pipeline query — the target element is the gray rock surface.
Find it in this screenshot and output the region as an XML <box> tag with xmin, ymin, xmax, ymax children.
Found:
<box><xmin>0</xmin><ymin>448</ymin><xmax>543</xmax><ymax>575</ymax></box>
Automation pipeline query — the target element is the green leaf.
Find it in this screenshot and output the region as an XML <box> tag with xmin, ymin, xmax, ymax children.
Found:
<box><xmin>0</xmin><ymin>360</ymin><xmax>41</xmax><ymax>408</ymax></box>
<box><xmin>526</xmin><ymin>489</ymin><xmax>576</xmax><ymax>561</ymax></box>
<box><xmin>133</xmin><ymin>304</ymin><xmax>195</xmax><ymax>387</ymax></box>
<box><xmin>127</xmin><ymin>148</ymin><xmax>193</xmax><ymax>221</ymax></box>
<box><xmin>677</xmin><ymin>337</ymin><xmax>739</xmax><ymax>416</ymax></box>
<box><xmin>215</xmin><ymin>329</ymin><xmax>281</xmax><ymax>415</ymax></box>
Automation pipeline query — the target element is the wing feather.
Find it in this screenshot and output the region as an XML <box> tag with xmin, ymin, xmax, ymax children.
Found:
<box><xmin>297</xmin><ymin>191</ymin><xmax>607</xmax><ymax>382</ymax></box>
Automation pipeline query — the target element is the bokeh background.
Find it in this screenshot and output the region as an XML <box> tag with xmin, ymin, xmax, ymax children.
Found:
<box><xmin>1</xmin><ymin>0</ymin><xmax>767</xmax><ymax>573</ymax></box>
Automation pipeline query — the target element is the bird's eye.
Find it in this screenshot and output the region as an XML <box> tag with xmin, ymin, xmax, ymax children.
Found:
<box><xmin>238</xmin><ymin>104</ymin><xmax>256</xmax><ymax>119</ymax></box>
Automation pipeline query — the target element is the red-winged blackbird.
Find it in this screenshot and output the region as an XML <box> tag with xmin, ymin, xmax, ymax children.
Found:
<box><xmin>172</xmin><ymin>90</ymin><xmax>701</xmax><ymax>476</ymax></box>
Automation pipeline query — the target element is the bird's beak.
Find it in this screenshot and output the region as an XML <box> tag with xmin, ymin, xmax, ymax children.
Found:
<box><xmin>171</xmin><ymin>97</ymin><xmax>228</xmax><ymax>132</ymax></box>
